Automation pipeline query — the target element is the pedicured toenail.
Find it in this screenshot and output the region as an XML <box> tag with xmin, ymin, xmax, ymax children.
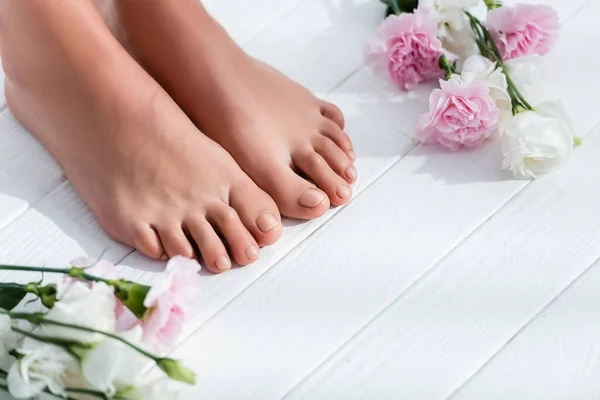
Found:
<box><xmin>336</xmin><ymin>185</ymin><xmax>351</xmax><ymax>199</ymax></box>
<box><xmin>345</xmin><ymin>166</ymin><xmax>358</xmax><ymax>180</ymax></box>
<box><xmin>246</xmin><ymin>244</ymin><xmax>260</xmax><ymax>260</ymax></box>
<box><xmin>256</xmin><ymin>213</ymin><xmax>278</xmax><ymax>233</ymax></box>
<box><xmin>215</xmin><ymin>256</ymin><xmax>231</xmax><ymax>272</ymax></box>
<box><xmin>299</xmin><ymin>188</ymin><xmax>326</xmax><ymax>208</ymax></box>
<box><xmin>348</xmin><ymin>150</ymin><xmax>356</xmax><ymax>161</ymax></box>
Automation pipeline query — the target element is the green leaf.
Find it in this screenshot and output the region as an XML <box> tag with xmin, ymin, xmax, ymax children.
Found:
<box><xmin>0</xmin><ymin>286</ymin><xmax>27</xmax><ymax>311</ymax></box>
<box><xmin>156</xmin><ymin>358</ymin><xmax>197</xmax><ymax>385</ymax></box>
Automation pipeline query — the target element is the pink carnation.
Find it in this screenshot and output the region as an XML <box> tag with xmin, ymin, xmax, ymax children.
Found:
<box><xmin>415</xmin><ymin>77</ymin><xmax>500</xmax><ymax>151</ymax></box>
<box><xmin>487</xmin><ymin>4</ymin><xmax>559</xmax><ymax>60</ymax></box>
<box><xmin>366</xmin><ymin>8</ymin><xmax>443</xmax><ymax>91</ymax></box>
<box><xmin>142</xmin><ymin>256</ymin><xmax>201</xmax><ymax>348</ymax></box>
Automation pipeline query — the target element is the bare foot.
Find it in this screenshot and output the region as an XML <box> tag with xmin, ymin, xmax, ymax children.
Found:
<box><xmin>116</xmin><ymin>0</ymin><xmax>358</xmax><ymax>220</ymax></box>
<box><xmin>0</xmin><ymin>0</ymin><xmax>282</xmax><ymax>273</ymax></box>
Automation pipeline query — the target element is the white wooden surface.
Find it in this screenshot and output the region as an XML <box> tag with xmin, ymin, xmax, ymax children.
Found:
<box><xmin>0</xmin><ymin>0</ymin><xmax>599</xmax><ymax>398</ymax></box>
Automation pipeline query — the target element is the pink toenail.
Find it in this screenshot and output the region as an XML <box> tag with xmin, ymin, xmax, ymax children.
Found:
<box><xmin>336</xmin><ymin>185</ymin><xmax>351</xmax><ymax>199</ymax></box>
<box><xmin>246</xmin><ymin>244</ymin><xmax>260</xmax><ymax>260</ymax></box>
<box><xmin>345</xmin><ymin>166</ymin><xmax>358</xmax><ymax>180</ymax></box>
<box><xmin>299</xmin><ymin>188</ymin><xmax>326</xmax><ymax>208</ymax></box>
<box><xmin>215</xmin><ymin>256</ymin><xmax>231</xmax><ymax>272</ymax></box>
<box><xmin>348</xmin><ymin>150</ymin><xmax>356</xmax><ymax>161</ymax></box>
<box><xmin>256</xmin><ymin>213</ymin><xmax>278</xmax><ymax>233</ymax></box>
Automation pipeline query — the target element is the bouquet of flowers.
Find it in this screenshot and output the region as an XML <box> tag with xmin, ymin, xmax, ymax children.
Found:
<box><xmin>0</xmin><ymin>256</ymin><xmax>200</xmax><ymax>399</ymax></box>
<box><xmin>368</xmin><ymin>0</ymin><xmax>578</xmax><ymax>179</ymax></box>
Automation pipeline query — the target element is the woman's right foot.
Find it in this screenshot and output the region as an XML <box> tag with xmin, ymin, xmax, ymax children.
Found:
<box><xmin>0</xmin><ymin>0</ymin><xmax>282</xmax><ymax>273</ymax></box>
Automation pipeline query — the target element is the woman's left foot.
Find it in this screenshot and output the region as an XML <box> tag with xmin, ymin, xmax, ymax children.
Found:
<box><xmin>116</xmin><ymin>0</ymin><xmax>357</xmax><ymax>220</ymax></box>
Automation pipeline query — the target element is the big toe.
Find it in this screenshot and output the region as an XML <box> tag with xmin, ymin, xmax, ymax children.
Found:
<box><xmin>293</xmin><ymin>150</ymin><xmax>353</xmax><ymax>207</ymax></box>
<box><xmin>229</xmin><ymin>180</ymin><xmax>282</xmax><ymax>247</ymax></box>
<box><xmin>255</xmin><ymin>164</ymin><xmax>330</xmax><ymax>220</ymax></box>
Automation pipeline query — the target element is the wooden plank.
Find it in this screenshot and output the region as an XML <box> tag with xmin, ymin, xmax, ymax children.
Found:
<box><xmin>451</xmin><ymin>257</ymin><xmax>600</xmax><ymax>400</ymax></box>
<box><xmin>0</xmin><ymin>181</ymin><xmax>130</xmax><ymax>279</ymax></box>
<box><xmin>284</xmin><ymin>5</ymin><xmax>600</xmax><ymax>397</ymax></box>
<box><xmin>202</xmin><ymin>0</ymin><xmax>303</xmax><ymax>43</ymax></box>
<box><xmin>0</xmin><ymin>111</ymin><xmax>64</xmax><ymax>229</ymax></box>
<box><xmin>243</xmin><ymin>0</ymin><xmax>386</xmax><ymax>94</ymax></box>
<box><xmin>165</xmin><ymin>2</ymin><xmax>598</xmax><ymax>398</ymax></box>
<box><xmin>286</xmin><ymin>122</ymin><xmax>600</xmax><ymax>400</ymax></box>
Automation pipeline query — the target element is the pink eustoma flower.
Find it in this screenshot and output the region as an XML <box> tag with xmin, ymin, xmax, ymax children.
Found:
<box><xmin>142</xmin><ymin>256</ymin><xmax>201</xmax><ymax>348</ymax></box>
<box><xmin>487</xmin><ymin>4</ymin><xmax>559</xmax><ymax>60</ymax></box>
<box><xmin>366</xmin><ymin>8</ymin><xmax>444</xmax><ymax>91</ymax></box>
<box><xmin>415</xmin><ymin>77</ymin><xmax>501</xmax><ymax>151</ymax></box>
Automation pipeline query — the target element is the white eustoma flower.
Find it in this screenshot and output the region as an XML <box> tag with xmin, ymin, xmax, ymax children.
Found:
<box><xmin>41</xmin><ymin>281</ymin><xmax>116</xmax><ymax>344</ymax></box>
<box><xmin>116</xmin><ymin>376</ymin><xmax>180</xmax><ymax>400</ymax></box>
<box><xmin>419</xmin><ymin>0</ymin><xmax>488</xmax><ymax>59</ymax></box>
<box><xmin>460</xmin><ymin>55</ymin><xmax>511</xmax><ymax>124</ymax></box>
<box><xmin>501</xmin><ymin>101</ymin><xmax>575</xmax><ymax>179</ymax></box>
<box><xmin>7</xmin><ymin>340</ymin><xmax>76</xmax><ymax>399</ymax></box>
<box><xmin>505</xmin><ymin>55</ymin><xmax>559</xmax><ymax>107</ymax></box>
<box><xmin>81</xmin><ymin>325</ymin><xmax>148</xmax><ymax>396</ymax></box>
<box><xmin>0</xmin><ymin>314</ymin><xmax>15</xmax><ymax>359</ymax></box>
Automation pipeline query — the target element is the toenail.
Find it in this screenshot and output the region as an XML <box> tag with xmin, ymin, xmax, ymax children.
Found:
<box><xmin>215</xmin><ymin>256</ymin><xmax>231</xmax><ymax>272</ymax></box>
<box><xmin>336</xmin><ymin>185</ymin><xmax>351</xmax><ymax>199</ymax></box>
<box><xmin>299</xmin><ymin>188</ymin><xmax>326</xmax><ymax>208</ymax></box>
<box><xmin>345</xmin><ymin>166</ymin><xmax>358</xmax><ymax>180</ymax></box>
<box><xmin>256</xmin><ymin>213</ymin><xmax>278</xmax><ymax>233</ymax></box>
<box><xmin>246</xmin><ymin>244</ymin><xmax>260</xmax><ymax>260</ymax></box>
<box><xmin>348</xmin><ymin>150</ymin><xmax>356</xmax><ymax>161</ymax></box>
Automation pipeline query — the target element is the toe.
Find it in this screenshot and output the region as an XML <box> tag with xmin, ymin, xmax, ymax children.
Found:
<box><xmin>313</xmin><ymin>136</ymin><xmax>357</xmax><ymax>184</ymax></box>
<box><xmin>229</xmin><ymin>182</ymin><xmax>282</xmax><ymax>247</ymax></box>
<box><xmin>321</xmin><ymin>101</ymin><xmax>345</xmax><ymax>129</ymax></box>
<box><xmin>186</xmin><ymin>215</ymin><xmax>232</xmax><ymax>273</ymax></box>
<box><xmin>130</xmin><ymin>222</ymin><xmax>165</xmax><ymax>260</ymax></box>
<box><xmin>255</xmin><ymin>164</ymin><xmax>331</xmax><ymax>220</ymax></box>
<box><xmin>156</xmin><ymin>223</ymin><xmax>195</xmax><ymax>259</ymax></box>
<box><xmin>294</xmin><ymin>151</ymin><xmax>352</xmax><ymax>206</ymax></box>
<box><xmin>319</xmin><ymin>117</ymin><xmax>355</xmax><ymax>161</ymax></box>
<box><xmin>209</xmin><ymin>205</ymin><xmax>260</xmax><ymax>266</ymax></box>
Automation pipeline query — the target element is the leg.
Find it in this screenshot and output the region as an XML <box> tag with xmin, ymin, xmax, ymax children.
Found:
<box><xmin>0</xmin><ymin>0</ymin><xmax>282</xmax><ymax>273</ymax></box>
<box><xmin>115</xmin><ymin>0</ymin><xmax>358</xmax><ymax>220</ymax></box>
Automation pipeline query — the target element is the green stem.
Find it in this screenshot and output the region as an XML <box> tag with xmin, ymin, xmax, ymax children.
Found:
<box><xmin>389</xmin><ymin>0</ymin><xmax>402</xmax><ymax>15</ymax></box>
<box><xmin>0</xmin><ymin>264</ymin><xmax>112</xmax><ymax>284</ymax></box>
<box><xmin>11</xmin><ymin>326</ymin><xmax>89</xmax><ymax>352</ymax></box>
<box><xmin>64</xmin><ymin>386</ymin><xmax>109</xmax><ymax>400</ymax></box>
<box><xmin>468</xmin><ymin>17</ymin><xmax>489</xmax><ymax>58</ymax></box>
<box><xmin>6</xmin><ymin>311</ymin><xmax>156</xmax><ymax>361</ymax></box>
<box><xmin>8</xmin><ymin>312</ymin><xmax>195</xmax><ymax>384</ymax></box>
<box><xmin>465</xmin><ymin>11</ymin><xmax>534</xmax><ymax>112</ymax></box>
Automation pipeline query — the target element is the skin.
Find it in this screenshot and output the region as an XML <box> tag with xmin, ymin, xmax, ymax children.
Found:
<box><xmin>0</xmin><ymin>0</ymin><xmax>356</xmax><ymax>273</ymax></box>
